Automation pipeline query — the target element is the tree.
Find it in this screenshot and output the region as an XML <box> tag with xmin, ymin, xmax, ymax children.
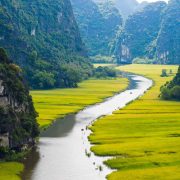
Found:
<box><xmin>160</xmin><ymin>66</ymin><xmax>180</xmax><ymax>101</ymax></box>
<box><xmin>0</xmin><ymin>48</ymin><xmax>9</xmax><ymax>64</ymax></box>
<box><xmin>171</xmin><ymin>86</ymin><xmax>180</xmax><ymax>100</ymax></box>
<box><xmin>161</xmin><ymin>69</ymin><xmax>168</xmax><ymax>77</ymax></box>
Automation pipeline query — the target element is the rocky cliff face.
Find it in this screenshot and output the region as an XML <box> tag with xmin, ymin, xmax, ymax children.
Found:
<box><xmin>116</xmin><ymin>0</ymin><xmax>179</xmax><ymax>64</ymax></box>
<box><xmin>93</xmin><ymin>0</ymin><xmax>148</xmax><ymax>20</ymax></box>
<box><xmin>0</xmin><ymin>0</ymin><xmax>92</xmax><ymax>89</ymax></box>
<box><xmin>110</xmin><ymin>0</ymin><xmax>139</xmax><ymax>20</ymax></box>
<box><xmin>0</xmin><ymin>0</ymin><xmax>85</xmax><ymax>60</ymax></box>
<box><xmin>116</xmin><ymin>2</ymin><xmax>167</xmax><ymax>64</ymax></box>
<box><xmin>71</xmin><ymin>0</ymin><xmax>122</xmax><ymax>57</ymax></box>
<box><xmin>156</xmin><ymin>0</ymin><xmax>180</xmax><ymax>64</ymax></box>
<box><xmin>0</xmin><ymin>49</ymin><xmax>39</xmax><ymax>150</ymax></box>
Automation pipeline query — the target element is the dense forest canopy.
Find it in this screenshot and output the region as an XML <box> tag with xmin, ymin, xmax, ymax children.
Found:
<box><xmin>72</xmin><ymin>0</ymin><xmax>179</xmax><ymax>65</ymax></box>
<box><xmin>71</xmin><ymin>0</ymin><xmax>122</xmax><ymax>61</ymax></box>
<box><xmin>93</xmin><ymin>0</ymin><xmax>140</xmax><ymax>20</ymax></box>
<box><xmin>0</xmin><ymin>0</ymin><xmax>178</xmax><ymax>90</ymax></box>
<box><xmin>0</xmin><ymin>0</ymin><xmax>93</xmax><ymax>89</ymax></box>
<box><xmin>0</xmin><ymin>48</ymin><xmax>39</xmax><ymax>153</ymax></box>
<box><xmin>116</xmin><ymin>0</ymin><xmax>180</xmax><ymax>64</ymax></box>
<box><xmin>116</xmin><ymin>1</ymin><xmax>166</xmax><ymax>64</ymax></box>
<box><xmin>160</xmin><ymin>66</ymin><xmax>180</xmax><ymax>100</ymax></box>
<box><xmin>156</xmin><ymin>0</ymin><xmax>180</xmax><ymax>64</ymax></box>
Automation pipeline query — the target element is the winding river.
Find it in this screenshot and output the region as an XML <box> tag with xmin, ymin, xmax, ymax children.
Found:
<box><xmin>21</xmin><ymin>73</ymin><xmax>152</xmax><ymax>180</ymax></box>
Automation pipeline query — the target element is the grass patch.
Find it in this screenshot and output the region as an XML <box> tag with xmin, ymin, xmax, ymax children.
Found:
<box><xmin>0</xmin><ymin>78</ymin><xmax>128</xmax><ymax>180</ymax></box>
<box><xmin>0</xmin><ymin>162</ymin><xmax>23</xmax><ymax>180</ymax></box>
<box><xmin>31</xmin><ymin>78</ymin><xmax>128</xmax><ymax>128</ymax></box>
<box><xmin>89</xmin><ymin>64</ymin><xmax>180</xmax><ymax>179</ymax></box>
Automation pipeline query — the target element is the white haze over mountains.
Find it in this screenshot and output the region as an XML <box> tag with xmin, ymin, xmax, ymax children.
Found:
<box><xmin>93</xmin><ymin>0</ymin><xmax>169</xmax><ymax>20</ymax></box>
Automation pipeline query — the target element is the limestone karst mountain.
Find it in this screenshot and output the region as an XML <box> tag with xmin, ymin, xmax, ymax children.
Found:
<box><xmin>0</xmin><ymin>0</ymin><xmax>93</xmax><ymax>89</ymax></box>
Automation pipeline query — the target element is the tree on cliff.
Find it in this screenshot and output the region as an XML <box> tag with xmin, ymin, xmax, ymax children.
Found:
<box><xmin>0</xmin><ymin>48</ymin><xmax>39</xmax><ymax>155</ymax></box>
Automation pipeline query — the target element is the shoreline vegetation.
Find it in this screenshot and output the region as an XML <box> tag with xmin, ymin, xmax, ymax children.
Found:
<box><xmin>32</xmin><ymin>78</ymin><xmax>128</xmax><ymax>128</ymax></box>
<box><xmin>0</xmin><ymin>77</ymin><xmax>128</xmax><ymax>180</ymax></box>
<box><xmin>89</xmin><ymin>64</ymin><xmax>180</xmax><ymax>179</ymax></box>
<box><xmin>1</xmin><ymin>64</ymin><xmax>179</xmax><ymax>180</ymax></box>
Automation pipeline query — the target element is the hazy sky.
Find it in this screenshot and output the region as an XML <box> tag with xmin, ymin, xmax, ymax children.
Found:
<box><xmin>137</xmin><ymin>0</ymin><xmax>168</xmax><ymax>2</ymax></box>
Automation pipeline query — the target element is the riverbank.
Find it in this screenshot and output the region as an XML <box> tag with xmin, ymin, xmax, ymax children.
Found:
<box><xmin>89</xmin><ymin>64</ymin><xmax>180</xmax><ymax>179</ymax></box>
<box><xmin>0</xmin><ymin>78</ymin><xmax>128</xmax><ymax>180</ymax></box>
<box><xmin>32</xmin><ymin>78</ymin><xmax>128</xmax><ymax>128</ymax></box>
<box><xmin>21</xmin><ymin>73</ymin><xmax>152</xmax><ymax>180</ymax></box>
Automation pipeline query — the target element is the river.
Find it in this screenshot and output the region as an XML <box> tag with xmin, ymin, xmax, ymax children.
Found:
<box><xmin>21</xmin><ymin>73</ymin><xmax>152</xmax><ymax>180</ymax></box>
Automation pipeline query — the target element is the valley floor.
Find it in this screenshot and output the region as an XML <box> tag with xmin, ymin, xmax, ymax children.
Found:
<box><xmin>0</xmin><ymin>78</ymin><xmax>128</xmax><ymax>180</ymax></box>
<box><xmin>32</xmin><ymin>78</ymin><xmax>128</xmax><ymax>128</ymax></box>
<box><xmin>89</xmin><ymin>64</ymin><xmax>180</xmax><ymax>180</ymax></box>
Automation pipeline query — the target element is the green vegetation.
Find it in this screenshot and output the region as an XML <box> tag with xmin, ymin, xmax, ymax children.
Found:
<box><xmin>0</xmin><ymin>48</ymin><xmax>39</xmax><ymax>151</ymax></box>
<box><xmin>156</xmin><ymin>0</ymin><xmax>180</xmax><ymax>64</ymax></box>
<box><xmin>116</xmin><ymin>0</ymin><xmax>179</xmax><ymax>65</ymax></box>
<box><xmin>0</xmin><ymin>61</ymin><xmax>128</xmax><ymax>179</ymax></box>
<box><xmin>132</xmin><ymin>57</ymin><xmax>156</xmax><ymax>64</ymax></box>
<box><xmin>93</xmin><ymin>66</ymin><xmax>117</xmax><ymax>79</ymax></box>
<box><xmin>0</xmin><ymin>0</ymin><xmax>93</xmax><ymax>89</ymax></box>
<box><xmin>106</xmin><ymin>0</ymin><xmax>139</xmax><ymax>20</ymax></box>
<box><xmin>160</xmin><ymin>66</ymin><xmax>180</xmax><ymax>100</ymax></box>
<box><xmin>32</xmin><ymin>78</ymin><xmax>128</xmax><ymax>127</ymax></box>
<box><xmin>89</xmin><ymin>64</ymin><xmax>180</xmax><ymax>179</ymax></box>
<box><xmin>0</xmin><ymin>48</ymin><xmax>39</xmax><ymax>179</ymax></box>
<box><xmin>161</xmin><ymin>69</ymin><xmax>168</xmax><ymax>77</ymax></box>
<box><xmin>90</xmin><ymin>55</ymin><xmax>115</xmax><ymax>64</ymax></box>
<box><xmin>93</xmin><ymin>64</ymin><xmax>115</xmax><ymax>68</ymax></box>
<box><xmin>116</xmin><ymin>2</ymin><xmax>166</xmax><ymax>64</ymax></box>
<box><xmin>0</xmin><ymin>162</ymin><xmax>23</xmax><ymax>180</ymax></box>
<box><xmin>71</xmin><ymin>0</ymin><xmax>122</xmax><ymax>57</ymax></box>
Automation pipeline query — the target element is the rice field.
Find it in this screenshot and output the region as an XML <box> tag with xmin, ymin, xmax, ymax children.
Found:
<box><xmin>89</xmin><ymin>64</ymin><xmax>180</xmax><ymax>180</ymax></box>
<box><xmin>0</xmin><ymin>162</ymin><xmax>23</xmax><ymax>180</ymax></box>
<box><xmin>31</xmin><ymin>78</ymin><xmax>128</xmax><ymax>128</ymax></box>
<box><xmin>0</xmin><ymin>78</ymin><xmax>128</xmax><ymax>180</ymax></box>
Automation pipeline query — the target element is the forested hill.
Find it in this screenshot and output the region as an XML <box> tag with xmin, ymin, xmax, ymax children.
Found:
<box><xmin>116</xmin><ymin>1</ymin><xmax>166</xmax><ymax>64</ymax></box>
<box><xmin>116</xmin><ymin>0</ymin><xmax>180</xmax><ymax>65</ymax></box>
<box><xmin>156</xmin><ymin>0</ymin><xmax>180</xmax><ymax>64</ymax></box>
<box><xmin>71</xmin><ymin>0</ymin><xmax>122</xmax><ymax>59</ymax></box>
<box><xmin>161</xmin><ymin>66</ymin><xmax>180</xmax><ymax>100</ymax></box>
<box><xmin>93</xmin><ymin>0</ymin><xmax>148</xmax><ymax>20</ymax></box>
<box><xmin>0</xmin><ymin>0</ymin><xmax>93</xmax><ymax>89</ymax></box>
<box><xmin>110</xmin><ymin>0</ymin><xmax>138</xmax><ymax>19</ymax></box>
<box><xmin>0</xmin><ymin>48</ymin><xmax>39</xmax><ymax>151</ymax></box>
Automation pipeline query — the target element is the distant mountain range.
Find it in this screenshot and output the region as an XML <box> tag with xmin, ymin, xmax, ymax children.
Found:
<box><xmin>72</xmin><ymin>0</ymin><xmax>179</xmax><ymax>64</ymax></box>
<box><xmin>93</xmin><ymin>0</ymin><xmax>148</xmax><ymax>20</ymax></box>
<box><xmin>116</xmin><ymin>0</ymin><xmax>180</xmax><ymax>64</ymax></box>
<box><xmin>71</xmin><ymin>0</ymin><xmax>122</xmax><ymax>58</ymax></box>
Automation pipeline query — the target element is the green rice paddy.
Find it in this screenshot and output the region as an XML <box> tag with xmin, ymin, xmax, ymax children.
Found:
<box><xmin>0</xmin><ymin>162</ymin><xmax>23</xmax><ymax>180</ymax></box>
<box><xmin>0</xmin><ymin>78</ymin><xmax>128</xmax><ymax>180</ymax></box>
<box><xmin>32</xmin><ymin>78</ymin><xmax>128</xmax><ymax>128</ymax></box>
<box><xmin>1</xmin><ymin>64</ymin><xmax>179</xmax><ymax>180</ymax></box>
<box><xmin>89</xmin><ymin>64</ymin><xmax>180</xmax><ymax>180</ymax></box>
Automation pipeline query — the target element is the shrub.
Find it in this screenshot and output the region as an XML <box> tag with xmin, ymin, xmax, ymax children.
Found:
<box><xmin>132</xmin><ymin>57</ymin><xmax>156</xmax><ymax>64</ymax></box>
<box><xmin>160</xmin><ymin>66</ymin><xmax>180</xmax><ymax>101</ymax></box>
<box><xmin>160</xmin><ymin>87</ymin><xmax>171</xmax><ymax>100</ymax></box>
<box><xmin>32</xmin><ymin>71</ymin><xmax>56</xmax><ymax>89</ymax></box>
<box><xmin>94</xmin><ymin>66</ymin><xmax>117</xmax><ymax>78</ymax></box>
<box><xmin>0</xmin><ymin>48</ymin><xmax>9</xmax><ymax>64</ymax></box>
<box><xmin>161</xmin><ymin>69</ymin><xmax>168</xmax><ymax>77</ymax></box>
<box><xmin>170</xmin><ymin>86</ymin><xmax>180</xmax><ymax>100</ymax></box>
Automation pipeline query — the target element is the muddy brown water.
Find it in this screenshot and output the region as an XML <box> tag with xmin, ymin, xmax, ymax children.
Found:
<box><xmin>21</xmin><ymin>74</ymin><xmax>152</xmax><ymax>180</ymax></box>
